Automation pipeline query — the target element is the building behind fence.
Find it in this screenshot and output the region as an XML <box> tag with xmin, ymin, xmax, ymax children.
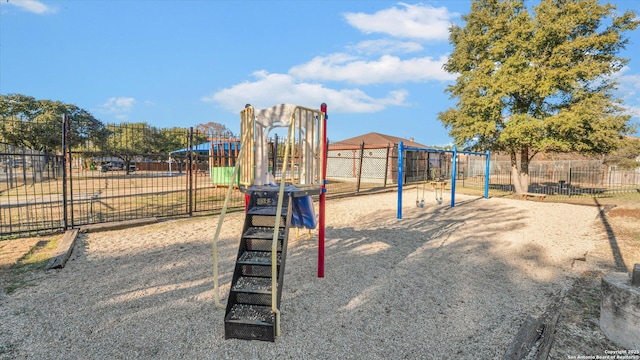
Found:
<box><xmin>1</xmin><ymin>123</ymin><xmax>639</xmax><ymax>238</ymax></box>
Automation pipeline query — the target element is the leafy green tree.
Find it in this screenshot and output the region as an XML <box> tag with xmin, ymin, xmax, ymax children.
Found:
<box><xmin>438</xmin><ymin>0</ymin><xmax>639</xmax><ymax>193</ymax></box>
<box><xmin>102</xmin><ymin>122</ymin><xmax>158</xmax><ymax>174</ymax></box>
<box><xmin>0</xmin><ymin>94</ymin><xmax>109</xmax><ymax>152</ymax></box>
<box><xmin>155</xmin><ymin>127</ymin><xmax>189</xmax><ymax>155</ymax></box>
<box><xmin>102</xmin><ymin>123</ymin><xmax>205</xmax><ymax>173</ymax></box>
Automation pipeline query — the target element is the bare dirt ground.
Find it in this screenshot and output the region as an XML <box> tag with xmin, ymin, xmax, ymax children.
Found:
<box><xmin>0</xmin><ymin>237</ymin><xmax>45</xmax><ymax>270</ymax></box>
<box><xmin>1</xmin><ymin>190</ymin><xmax>639</xmax><ymax>359</ymax></box>
<box><xmin>547</xmin><ymin>197</ymin><xmax>640</xmax><ymax>358</ymax></box>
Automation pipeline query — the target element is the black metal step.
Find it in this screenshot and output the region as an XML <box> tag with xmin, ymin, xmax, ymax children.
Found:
<box><xmin>237</xmin><ymin>251</ymin><xmax>281</xmax><ymax>266</ymax></box>
<box><xmin>247</xmin><ymin>214</ymin><xmax>287</xmax><ymax>229</ymax></box>
<box><xmin>232</xmin><ymin>276</ymin><xmax>274</xmax><ymax>294</ymax></box>
<box><xmin>225</xmin><ymin>187</ymin><xmax>294</xmax><ymax>342</ymax></box>
<box><xmin>224</xmin><ymin>304</ymin><xmax>276</xmax><ymax>341</ymax></box>
<box><xmin>228</xmin><ymin>290</ymin><xmax>272</xmax><ymax>307</ymax></box>
<box><xmin>225</xmin><ymin>303</ymin><xmax>275</xmax><ymax>324</ymax></box>
<box><xmin>229</xmin><ymin>275</ymin><xmax>274</xmax><ymax>306</ymax></box>
<box><xmin>243</xmin><ymin>237</ymin><xmax>283</xmax><ymax>252</ymax></box>
<box><xmin>242</xmin><ymin>226</ymin><xmax>285</xmax><ymax>240</ymax></box>
<box><xmin>247</xmin><ymin>206</ymin><xmax>288</xmax><ymax>216</ymax></box>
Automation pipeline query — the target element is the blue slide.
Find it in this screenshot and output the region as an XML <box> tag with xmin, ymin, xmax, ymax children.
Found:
<box><xmin>291</xmin><ymin>195</ymin><xmax>317</xmax><ymax>229</ymax></box>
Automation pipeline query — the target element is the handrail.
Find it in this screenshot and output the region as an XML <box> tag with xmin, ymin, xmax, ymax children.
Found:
<box><xmin>239</xmin><ymin>105</ymin><xmax>255</xmax><ymax>186</ymax></box>
<box><xmin>271</xmin><ymin>120</ymin><xmax>294</xmax><ymax>337</ymax></box>
<box><xmin>211</xmin><ymin>145</ymin><xmax>245</xmax><ymax>310</ymax></box>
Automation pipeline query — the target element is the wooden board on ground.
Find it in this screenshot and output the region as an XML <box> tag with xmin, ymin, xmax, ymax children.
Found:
<box><xmin>46</xmin><ymin>229</ymin><xmax>79</xmax><ymax>270</ymax></box>
<box><xmin>503</xmin><ymin>290</ymin><xmax>566</xmax><ymax>359</ymax></box>
<box><xmin>79</xmin><ymin>217</ymin><xmax>158</xmax><ymax>233</ymax></box>
<box><xmin>522</xmin><ymin>192</ymin><xmax>546</xmax><ymax>201</ymax></box>
<box><xmin>503</xmin><ymin>315</ymin><xmax>544</xmax><ymax>360</ymax></box>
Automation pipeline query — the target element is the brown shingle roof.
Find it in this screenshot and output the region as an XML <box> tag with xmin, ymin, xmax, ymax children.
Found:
<box><xmin>330</xmin><ymin>132</ymin><xmax>429</xmax><ymax>150</ymax></box>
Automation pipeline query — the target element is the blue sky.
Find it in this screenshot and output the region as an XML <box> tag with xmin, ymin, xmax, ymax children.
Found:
<box><xmin>1</xmin><ymin>0</ymin><xmax>639</xmax><ymax>147</ymax></box>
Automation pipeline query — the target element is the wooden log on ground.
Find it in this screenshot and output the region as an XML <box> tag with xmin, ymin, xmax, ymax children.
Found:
<box><xmin>521</xmin><ymin>192</ymin><xmax>547</xmax><ymax>201</ymax></box>
<box><xmin>504</xmin><ymin>290</ymin><xmax>566</xmax><ymax>359</ymax></box>
<box><xmin>79</xmin><ymin>217</ymin><xmax>158</xmax><ymax>233</ymax></box>
<box><xmin>535</xmin><ymin>311</ymin><xmax>561</xmax><ymax>360</ymax></box>
<box><xmin>503</xmin><ymin>315</ymin><xmax>544</xmax><ymax>360</ymax></box>
<box><xmin>46</xmin><ymin>229</ymin><xmax>79</xmax><ymax>270</ymax></box>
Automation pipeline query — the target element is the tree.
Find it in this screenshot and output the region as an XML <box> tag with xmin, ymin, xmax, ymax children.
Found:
<box><xmin>0</xmin><ymin>94</ymin><xmax>110</xmax><ymax>153</ymax></box>
<box><xmin>438</xmin><ymin>0</ymin><xmax>639</xmax><ymax>193</ymax></box>
<box><xmin>195</xmin><ymin>121</ymin><xmax>235</xmax><ymax>138</ymax></box>
<box><xmin>602</xmin><ymin>136</ymin><xmax>640</xmax><ymax>169</ymax></box>
<box><xmin>101</xmin><ymin>124</ymin><xmax>206</xmax><ymax>174</ymax></box>
<box><xmin>102</xmin><ymin>122</ymin><xmax>158</xmax><ymax>174</ymax></box>
<box><xmin>155</xmin><ymin>127</ymin><xmax>190</xmax><ymax>155</ymax></box>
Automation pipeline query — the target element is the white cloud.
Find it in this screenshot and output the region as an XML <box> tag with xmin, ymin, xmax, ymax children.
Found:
<box><xmin>202</xmin><ymin>71</ymin><xmax>408</xmax><ymax>113</ymax></box>
<box><xmin>289</xmin><ymin>53</ymin><xmax>455</xmax><ymax>84</ymax></box>
<box><xmin>343</xmin><ymin>3</ymin><xmax>456</xmax><ymax>41</ymax></box>
<box><xmin>618</xmin><ymin>73</ymin><xmax>640</xmax><ymax>91</ymax></box>
<box><xmin>348</xmin><ymin>39</ymin><xmax>424</xmax><ymax>55</ymax></box>
<box><xmin>613</xmin><ymin>67</ymin><xmax>640</xmax><ymax>124</ymax></box>
<box><xmin>624</xmin><ymin>105</ymin><xmax>640</xmax><ymax>117</ymax></box>
<box><xmin>202</xmin><ymin>3</ymin><xmax>458</xmax><ymax>116</ymax></box>
<box><xmin>100</xmin><ymin>97</ymin><xmax>136</xmax><ymax>115</ymax></box>
<box><xmin>620</xmin><ymin>96</ymin><xmax>640</xmax><ymax>120</ymax></box>
<box><xmin>3</xmin><ymin>0</ymin><xmax>55</xmax><ymax>14</ymax></box>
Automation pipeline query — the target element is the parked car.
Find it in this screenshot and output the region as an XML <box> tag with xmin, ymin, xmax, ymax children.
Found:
<box><xmin>98</xmin><ymin>161</ymin><xmax>128</xmax><ymax>172</ymax></box>
<box><xmin>98</xmin><ymin>163</ymin><xmax>112</xmax><ymax>172</ymax></box>
<box><xmin>110</xmin><ymin>162</ymin><xmax>125</xmax><ymax>170</ymax></box>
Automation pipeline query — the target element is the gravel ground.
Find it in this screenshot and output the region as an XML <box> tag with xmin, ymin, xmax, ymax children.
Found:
<box><xmin>0</xmin><ymin>191</ymin><xmax>605</xmax><ymax>359</ymax></box>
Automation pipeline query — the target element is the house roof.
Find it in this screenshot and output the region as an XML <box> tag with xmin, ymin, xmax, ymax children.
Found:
<box><xmin>330</xmin><ymin>132</ymin><xmax>429</xmax><ymax>150</ymax></box>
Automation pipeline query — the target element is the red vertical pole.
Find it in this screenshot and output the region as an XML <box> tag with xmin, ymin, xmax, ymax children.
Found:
<box><xmin>319</xmin><ymin>103</ymin><xmax>328</xmax><ymax>278</ymax></box>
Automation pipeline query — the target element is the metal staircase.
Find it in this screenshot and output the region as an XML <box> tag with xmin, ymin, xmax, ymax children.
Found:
<box><xmin>212</xmin><ymin>103</ymin><xmax>327</xmax><ymax>341</ymax></box>
<box><xmin>224</xmin><ymin>188</ymin><xmax>293</xmax><ymax>342</ymax></box>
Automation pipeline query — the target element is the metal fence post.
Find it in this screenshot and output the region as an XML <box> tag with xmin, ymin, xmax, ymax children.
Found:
<box><xmin>484</xmin><ymin>150</ymin><xmax>490</xmax><ymax>199</ymax></box>
<box><xmin>383</xmin><ymin>143</ymin><xmax>390</xmax><ymax>188</ymax></box>
<box><xmin>188</xmin><ymin>127</ymin><xmax>194</xmax><ymax>216</ymax></box>
<box><xmin>397</xmin><ymin>141</ymin><xmax>404</xmax><ymax>219</ymax></box>
<box><xmin>569</xmin><ymin>167</ymin><xmax>573</xmax><ymax>184</ymax></box>
<box><xmin>356</xmin><ymin>142</ymin><xmax>364</xmax><ymax>193</ymax></box>
<box><xmin>451</xmin><ymin>146</ymin><xmax>457</xmax><ymax>207</ymax></box>
<box><xmin>68</xmin><ymin>116</ymin><xmax>75</xmax><ymax>228</ymax></box>
<box><xmin>61</xmin><ymin>114</ymin><xmax>70</xmax><ymax>230</ymax></box>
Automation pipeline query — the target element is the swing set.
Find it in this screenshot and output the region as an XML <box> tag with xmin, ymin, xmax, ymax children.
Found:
<box><xmin>397</xmin><ymin>141</ymin><xmax>491</xmax><ymax>219</ymax></box>
<box><xmin>415</xmin><ymin>168</ymin><xmax>446</xmax><ymax>207</ymax></box>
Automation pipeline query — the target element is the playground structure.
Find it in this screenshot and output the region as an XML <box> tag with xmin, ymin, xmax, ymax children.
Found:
<box><xmin>211</xmin><ymin>103</ymin><xmax>327</xmax><ymax>342</ymax></box>
<box><xmin>397</xmin><ymin>141</ymin><xmax>490</xmax><ymax>219</ymax></box>
<box><xmin>209</xmin><ymin>139</ymin><xmax>241</xmax><ymax>185</ymax></box>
